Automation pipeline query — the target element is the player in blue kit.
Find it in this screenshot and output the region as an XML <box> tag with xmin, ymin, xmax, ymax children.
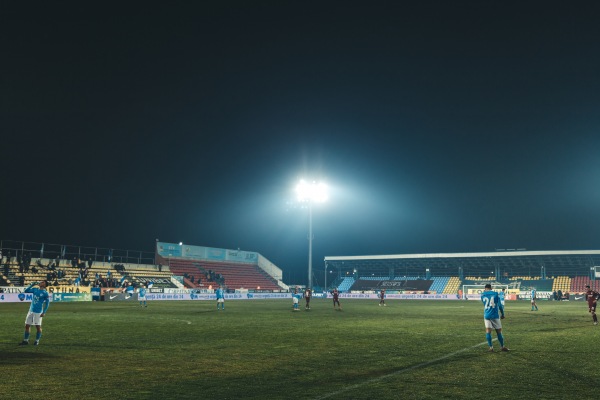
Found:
<box><xmin>216</xmin><ymin>286</ymin><xmax>225</xmax><ymax>310</ymax></box>
<box><xmin>499</xmin><ymin>288</ymin><xmax>506</xmax><ymax>308</ymax></box>
<box><xmin>531</xmin><ymin>287</ymin><xmax>539</xmax><ymax>311</ymax></box>
<box><xmin>292</xmin><ymin>288</ymin><xmax>302</xmax><ymax>311</ymax></box>
<box><xmin>19</xmin><ymin>280</ymin><xmax>50</xmax><ymax>346</ymax></box>
<box><xmin>125</xmin><ymin>282</ymin><xmax>135</xmax><ymax>298</ymax></box>
<box><xmin>138</xmin><ymin>285</ymin><xmax>148</xmax><ymax>307</ymax></box>
<box><xmin>481</xmin><ymin>284</ymin><xmax>509</xmax><ymax>352</ymax></box>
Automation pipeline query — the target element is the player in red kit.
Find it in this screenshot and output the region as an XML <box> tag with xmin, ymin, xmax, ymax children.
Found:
<box><xmin>584</xmin><ymin>285</ymin><xmax>599</xmax><ymax>326</ymax></box>
<box><xmin>379</xmin><ymin>289</ymin><xmax>386</xmax><ymax>306</ymax></box>
<box><xmin>304</xmin><ymin>288</ymin><xmax>312</xmax><ymax>310</ymax></box>
<box><xmin>332</xmin><ymin>288</ymin><xmax>342</xmax><ymax>311</ymax></box>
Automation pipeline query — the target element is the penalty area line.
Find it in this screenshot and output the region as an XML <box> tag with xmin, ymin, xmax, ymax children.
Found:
<box><xmin>313</xmin><ymin>340</ymin><xmax>491</xmax><ymax>400</ymax></box>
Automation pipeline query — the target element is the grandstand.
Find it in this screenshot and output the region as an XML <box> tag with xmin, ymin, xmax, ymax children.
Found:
<box><xmin>3</xmin><ymin>240</ymin><xmax>600</xmax><ymax>297</ymax></box>
<box><xmin>165</xmin><ymin>258</ymin><xmax>281</xmax><ymax>291</ymax></box>
<box><xmin>323</xmin><ymin>250</ymin><xmax>600</xmax><ymax>296</ymax></box>
<box><xmin>0</xmin><ymin>240</ymin><xmax>286</xmax><ymax>293</ymax></box>
<box><xmin>155</xmin><ymin>241</ymin><xmax>285</xmax><ymax>291</ymax></box>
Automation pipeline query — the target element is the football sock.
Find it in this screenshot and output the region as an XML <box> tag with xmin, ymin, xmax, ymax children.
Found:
<box><xmin>36</xmin><ymin>332</ymin><xmax>42</xmax><ymax>341</ymax></box>
<box><xmin>593</xmin><ymin>315</ymin><xmax>598</xmax><ymax>323</ymax></box>
<box><xmin>24</xmin><ymin>332</ymin><xmax>30</xmax><ymax>341</ymax></box>
<box><xmin>486</xmin><ymin>333</ymin><xmax>492</xmax><ymax>347</ymax></box>
<box><xmin>497</xmin><ymin>333</ymin><xmax>504</xmax><ymax>347</ymax></box>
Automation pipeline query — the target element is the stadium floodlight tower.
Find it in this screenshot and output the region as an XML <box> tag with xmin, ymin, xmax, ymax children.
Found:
<box><xmin>295</xmin><ymin>179</ymin><xmax>328</xmax><ymax>289</ymax></box>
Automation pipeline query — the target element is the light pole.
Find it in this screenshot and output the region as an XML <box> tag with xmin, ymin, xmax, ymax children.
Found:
<box><xmin>295</xmin><ymin>179</ymin><xmax>328</xmax><ymax>289</ymax></box>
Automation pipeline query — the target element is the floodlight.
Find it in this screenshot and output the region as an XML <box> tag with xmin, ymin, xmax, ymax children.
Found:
<box><xmin>295</xmin><ymin>180</ymin><xmax>328</xmax><ymax>203</ymax></box>
<box><xmin>295</xmin><ymin>179</ymin><xmax>329</xmax><ymax>289</ymax></box>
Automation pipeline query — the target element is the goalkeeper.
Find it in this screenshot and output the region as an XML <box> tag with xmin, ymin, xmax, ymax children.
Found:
<box><xmin>19</xmin><ymin>280</ymin><xmax>50</xmax><ymax>346</ymax></box>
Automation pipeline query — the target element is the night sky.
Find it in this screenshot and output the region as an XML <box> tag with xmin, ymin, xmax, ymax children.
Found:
<box><xmin>2</xmin><ymin>2</ymin><xmax>600</xmax><ymax>284</ymax></box>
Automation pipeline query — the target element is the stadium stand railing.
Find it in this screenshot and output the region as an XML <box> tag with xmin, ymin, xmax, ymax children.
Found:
<box><xmin>166</xmin><ymin>258</ymin><xmax>281</xmax><ymax>291</ymax></box>
<box><xmin>337</xmin><ymin>277</ymin><xmax>355</xmax><ymax>292</ymax></box>
<box><xmin>570</xmin><ymin>276</ymin><xmax>600</xmax><ymax>292</ymax></box>
<box><xmin>429</xmin><ymin>276</ymin><xmax>450</xmax><ymax>294</ymax></box>
<box><xmin>552</xmin><ymin>276</ymin><xmax>571</xmax><ymax>293</ymax></box>
<box><xmin>519</xmin><ymin>279</ymin><xmax>554</xmax><ymax>291</ymax></box>
<box><xmin>443</xmin><ymin>276</ymin><xmax>461</xmax><ymax>295</ymax></box>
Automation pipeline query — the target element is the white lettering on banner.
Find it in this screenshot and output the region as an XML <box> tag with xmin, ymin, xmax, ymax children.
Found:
<box><xmin>2</xmin><ymin>289</ymin><xmax>462</xmax><ymax>302</ymax></box>
<box><xmin>518</xmin><ymin>291</ymin><xmax>552</xmax><ymax>300</ymax></box>
<box><xmin>164</xmin><ymin>288</ymin><xmax>203</xmax><ymax>294</ymax></box>
<box><xmin>324</xmin><ymin>293</ymin><xmax>460</xmax><ymax>300</ymax></box>
<box><xmin>0</xmin><ymin>293</ymin><xmax>36</xmax><ymax>302</ymax></box>
<box><xmin>0</xmin><ymin>287</ymin><xmax>28</xmax><ymax>293</ymax></box>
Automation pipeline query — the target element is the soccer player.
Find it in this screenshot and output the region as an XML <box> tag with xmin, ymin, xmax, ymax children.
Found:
<box><xmin>379</xmin><ymin>289</ymin><xmax>386</xmax><ymax>306</ymax></box>
<box><xmin>124</xmin><ymin>282</ymin><xmax>135</xmax><ymax>299</ymax></box>
<box><xmin>304</xmin><ymin>287</ymin><xmax>312</xmax><ymax>310</ymax></box>
<box><xmin>531</xmin><ymin>287</ymin><xmax>539</xmax><ymax>311</ymax></box>
<box><xmin>19</xmin><ymin>280</ymin><xmax>50</xmax><ymax>346</ymax></box>
<box><xmin>481</xmin><ymin>284</ymin><xmax>509</xmax><ymax>352</ymax></box>
<box><xmin>292</xmin><ymin>288</ymin><xmax>301</xmax><ymax>311</ymax></box>
<box><xmin>499</xmin><ymin>288</ymin><xmax>506</xmax><ymax>307</ymax></box>
<box><xmin>332</xmin><ymin>288</ymin><xmax>342</xmax><ymax>311</ymax></box>
<box><xmin>584</xmin><ymin>285</ymin><xmax>599</xmax><ymax>325</ymax></box>
<box><xmin>138</xmin><ymin>284</ymin><xmax>148</xmax><ymax>307</ymax></box>
<box><xmin>215</xmin><ymin>285</ymin><xmax>225</xmax><ymax>310</ymax></box>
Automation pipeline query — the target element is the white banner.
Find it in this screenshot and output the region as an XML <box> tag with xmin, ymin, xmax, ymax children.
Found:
<box><xmin>325</xmin><ymin>293</ymin><xmax>460</xmax><ymax>300</ymax></box>
<box><xmin>0</xmin><ymin>293</ymin><xmax>49</xmax><ymax>303</ymax></box>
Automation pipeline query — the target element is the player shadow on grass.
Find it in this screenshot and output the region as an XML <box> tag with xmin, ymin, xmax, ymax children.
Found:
<box><xmin>2</xmin><ymin>351</ymin><xmax>56</xmax><ymax>364</ymax></box>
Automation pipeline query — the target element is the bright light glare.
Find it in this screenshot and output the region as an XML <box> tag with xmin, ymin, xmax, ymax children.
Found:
<box><xmin>296</xmin><ymin>180</ymin><xmax>328</xmax><ymax>203</ymax></box>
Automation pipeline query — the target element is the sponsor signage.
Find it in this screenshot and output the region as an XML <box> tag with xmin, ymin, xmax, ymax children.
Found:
<box><xmin>52</xmin><ymin>293</ymin><xmax>92</xmax><ymax>302</ymax></box>
<box><xmin>519</xmin><ymin>291</ymin><xmax>552</xmax><ymax>300</ymax></box>
<box><xmin>245</xmin><ymin>293</ymin><xmax>291</xmax><ymax>299</ymax></box>
<box><xmin>0</xmin><ymin>293</ymin><xmax>36</xmax><ymax>302</ymax></box>
<box><xmin>147</xmin><ymin>293</ymin><xmax>190</xmax><ymax>301</ymax></box>
<box><xmin>136</xmin><ymin>277</ymin><xmax>170</xmax><ymax>285</ymax></box>
<box><xmin>148</xmin><ymin>292</ymin><xmax>280</xmax><ymax>301</ymax></box>
<box><xmin>0</xmin><ymin>286</ymin><xmax>32</xmax><ymax>293</ymax></box>
<box><xmin>104</xmin><ymin>293</ymin><xmax>138</xmax><ymax>301</ymax></box>
<box><xmin>326</xmin><ymin>293</ymin><xmax>459</xmax><ymax>300</ymax></box>
<box><xmin>157</xmin><ymin>242</ymin><xmax>259</xmax><ymax>263</ymax></box>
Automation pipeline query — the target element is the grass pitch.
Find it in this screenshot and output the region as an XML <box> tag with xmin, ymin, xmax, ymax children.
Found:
<box><xmin>1</xmin><ymin>299</ymin><xmax>599</xmax><ymax>399</ymax></box>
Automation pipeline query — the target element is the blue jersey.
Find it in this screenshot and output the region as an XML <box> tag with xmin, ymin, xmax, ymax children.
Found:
<box><xmin>138</xmin><ymin>288</ymin><xmax>147</xmax><ymax>297</ymax></box>
<box><xmin>24</xmin><ymin>284</ymin><xmax>50</xmax><ymax>314</ymax></box>
<box><xmin>293</xmin><ymin>293</ymin><xmax>302</xmax><ymax>301</ymax></box>
<box><xmin>481</xmin><ymin>290</ymin><xmax>504</xmax><ymax>319</ymax></box>
<box><xmin>531</xmin><ymin>289</ymin><xmax>536</xmax><ymax>299</ymax></box>
<box><xmin>215</xmin><ymin>288</ymin><xmax>224</xmax><ymax>299</ymax></box>
<box><xmin>499</xmin><ymin>291</ymin><xmax>505</xmax><ymax>301</ymax></box>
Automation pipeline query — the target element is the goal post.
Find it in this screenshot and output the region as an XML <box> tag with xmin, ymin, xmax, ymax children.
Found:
<box><xmin>462</xmin><ymin>284</ymin><xmax>508</xmax><ymax>300</ymax></box>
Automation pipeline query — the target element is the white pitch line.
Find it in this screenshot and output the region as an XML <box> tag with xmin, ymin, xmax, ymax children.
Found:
<box><xmin>314</xmin><ymin>340</ymin><xmax>492</xmax><ymax>400</ymax></box>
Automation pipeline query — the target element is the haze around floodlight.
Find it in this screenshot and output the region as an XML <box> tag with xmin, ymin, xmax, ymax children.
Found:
<box><xmin>295</xmin><ymin>180</ymin><xmax>328</xmax><ymax>203</ymax></box>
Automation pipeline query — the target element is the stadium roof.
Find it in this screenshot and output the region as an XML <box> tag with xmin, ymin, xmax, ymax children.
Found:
<box><xmin>324</xmin><ymin>250</ymin><xmax>600</xmax><ymax>278</ymax></box>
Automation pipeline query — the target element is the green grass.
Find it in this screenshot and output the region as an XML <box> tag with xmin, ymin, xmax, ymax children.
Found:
<box><xmin>1</xmin><ymin>299</ymin><xmax>599</xmax><ymax>399</ymax></box>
